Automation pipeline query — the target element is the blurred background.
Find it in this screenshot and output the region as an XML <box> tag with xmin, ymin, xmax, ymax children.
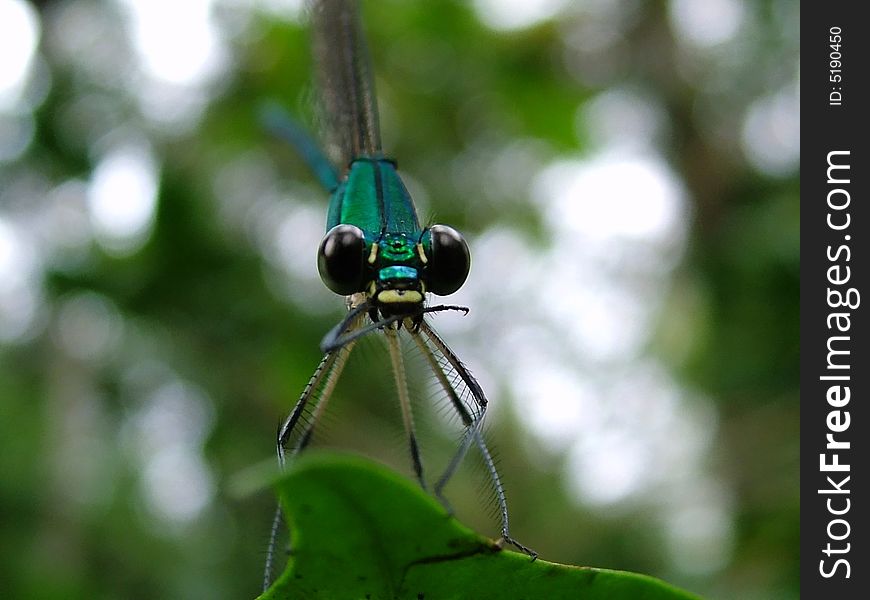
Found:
<box><xmin>0</xmin><ymin>0</ymin><xmax>798</xmax><ymax>598</ymax></box>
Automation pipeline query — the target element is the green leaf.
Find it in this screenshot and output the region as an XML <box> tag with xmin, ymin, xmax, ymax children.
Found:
<box><xmin>258</xmin><ymin>452</ymin><xmax>702</xmax><ymax>600</ymax></box>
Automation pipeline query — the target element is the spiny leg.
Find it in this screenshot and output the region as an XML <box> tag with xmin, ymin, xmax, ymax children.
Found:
<box><xmin>385</xmin><ymin>323</ymin><xmax>427</xmax><ymax>491</ymax></box>
<box><xmin>471</xmin><ymin>420</ymin><xmax>537</xmax><ymax>559</ymax></box>
<box><xmin>264</xmin><ymin>352</ymin><xmax>335</xmax><ymax>591</ymax></box>
<box><xmin>264</xmin><ymin>338</ymin><xmax>357</xmax><ymax>591</ymax></box>
<box><xmin>416</xmin><ymin>320</ymin><xmax>485</xmax><ymax>493</ymax></box>
<box><xmin>277</xmin><ymin>352</ymin><xmax>337</xmax><ymax>467</ymax></box>
<box><xmin>290</xmin><ymin>343</ymin><xmax>356</xmax><ymax>456</ymax></box>
<box><xmin>264</xmin><ymin>504</ymin><xmax>284</xmax><ymax>591</ymax></box>
<box><xmin>416</xmin><ymin>320</ymin><xmax>537</xmax><ymax>560</ymax></box>
<box><xmin>408</xmin><ymin>327</ymin><xmax>470</xmax><ymax>515</ymax></box>
<box><xmin>408</xmin><ymin>325</ymin><xmax>474</xmax><ymax>429</ymax></box>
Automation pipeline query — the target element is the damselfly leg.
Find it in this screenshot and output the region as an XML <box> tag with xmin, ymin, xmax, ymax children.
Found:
<box><xmin>263</xmin><ymin>315</ymin><xmax>360</xmax><ymax>591</ymax></box>
<box><xmin>412</xmin><ymin>320</ymin><xmax>537</xmax><ymax>560</ymax></box>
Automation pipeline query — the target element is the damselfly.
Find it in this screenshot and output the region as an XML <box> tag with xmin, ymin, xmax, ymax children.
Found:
<box><xmin>263</xmin><ymin>0</ymin><xmax>535</xmax><ymax>589</ymax></box>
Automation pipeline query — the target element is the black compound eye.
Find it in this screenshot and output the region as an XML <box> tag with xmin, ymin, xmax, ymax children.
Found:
<box><xmin>426</xmin><ymin>224</ymin><xmax>470</xmax><ymax>296</ymax></box>
<box><xmin>317</xmin><ymin>224</ymin><xmax>366</xmax><ymax>295</ymax></box>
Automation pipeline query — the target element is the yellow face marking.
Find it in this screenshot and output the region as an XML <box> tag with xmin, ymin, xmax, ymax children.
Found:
<box><xmin>377</xmin><ymin>290</ymin><xmax>423</xmax><ymax>304</ymax></box>
<box><xmin>367</xmin><ymin>243</ymin><xmax>379</xmax><ymax>264</ymax></box>
<box><xmin>416</xmin><ymin>242</ymin><xmax>428</xmax><ymax>265</ymax></box>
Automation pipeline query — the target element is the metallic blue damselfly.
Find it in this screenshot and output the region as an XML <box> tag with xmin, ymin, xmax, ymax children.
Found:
<box><xmin>262</xmin><ymin>1</ymin><xmax>535</xmax><ymax>589</ymax></box>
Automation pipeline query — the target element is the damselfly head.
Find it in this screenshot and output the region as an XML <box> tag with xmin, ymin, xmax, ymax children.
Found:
<box><xmin>317</xmin><ymin>223</ymin><xmax>471</xmax><ymax>312</ymax></box>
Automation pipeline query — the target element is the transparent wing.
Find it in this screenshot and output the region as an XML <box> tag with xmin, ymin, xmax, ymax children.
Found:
<box><xmin>264</xmin><ymin>317</ymin><xmax>360</xmax><ymax>591</ymax></box>
<box><xmin>407</xmin><ymin>319</ymin><xmax>537</xmax><ymax>558</ymax></box>
<box><xmin>277</xmin><ymin>343</ymin><xmax>356</xmax><ymax>462</ymax></box>
<box><xmin>310</xmin><ymin>0</ymin><xmax>382</xmax><ymax>167</ymax></box>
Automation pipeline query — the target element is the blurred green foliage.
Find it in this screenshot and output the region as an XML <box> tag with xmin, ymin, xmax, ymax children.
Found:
<box><xmin>1</xmin><ymin>1</ymin><xmax>797</xmax><ymax>599</ymax></box>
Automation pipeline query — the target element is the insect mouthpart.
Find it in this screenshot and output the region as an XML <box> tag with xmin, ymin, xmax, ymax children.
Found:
<box><xmin>374</xmin><ymin>265</ymin><xmax>424</xmax><ymax>309</ymax></box>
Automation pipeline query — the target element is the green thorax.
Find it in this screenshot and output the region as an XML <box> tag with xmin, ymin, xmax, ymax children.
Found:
<box><xmin>326</xmin><ymin>157</ymin><xmax>421</xmax><ymax>238</ymax></box>
<box><xmin>327</xmin><ymin>157</ymin><xmax>428</xmax><ymax>278</ymax></box>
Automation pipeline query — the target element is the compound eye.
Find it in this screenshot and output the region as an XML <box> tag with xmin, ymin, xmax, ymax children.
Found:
<box><xmin>426</xmin><ymin>224</ymin><xmax>470</xmax><ymax>296</ymax></box>
<box><xmin>317</xmin><ymin>224</ymin><xmax>366</xmax><ymax>295</ymax></box>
